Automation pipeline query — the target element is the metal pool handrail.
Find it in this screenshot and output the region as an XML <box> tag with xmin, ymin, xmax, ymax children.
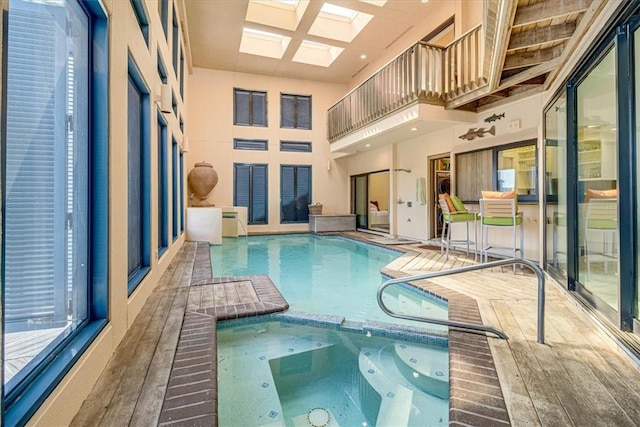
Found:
<box><xmin>377</xmin><ymin>258</ymin><xmax>546</xmax><ymax>343</ymax></box>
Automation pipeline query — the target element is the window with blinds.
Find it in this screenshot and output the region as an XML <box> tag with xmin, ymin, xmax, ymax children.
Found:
<box><xmin>158</xmin><ymin>113</ymin><xmax>168</xmax><ymax>258</ymax></box>
<box><xmin>234</xmin><ymin>164</ymin><xmax>268</xmax><ymax>225</ymax></box>
<box><xmin>281</xmin><ymin>94</ymin><xmax>311</xmax><ymax>129</ymax></box>
<box><xmin>234</xmin><ymin>88</ymin><xmax>267</xmax><ymax>126</ymax></box>
<box><xmin>180</xmin><ymin>150</ymin><xmax>185</xmax><ymax>233</ymax></box>
<box><xmin>280</xmin><ymin>140</ymin><xmax>312</xmax><ymax>152</ymax></box>
<box><xmin>172</xmin><ymin>138</ymin><xmax>179</xmax><ymax>240</ymax></box>
<box><xmin>234</xmin><ymin>138</ymin><xmax>268</xmax><ymax>151</ymax></box>
<box><xmin>172</xmin><ymin>6</ymin><xmax>179</xmax><ymax>73</ymax></box>
<box><xmin>3</xmin><ymin>0</ymin><xmax>108</xmax><ymax>417</ymax></box>
<box><xmin>159</xmin><ymin>0</ymin><xmax>168</xmax><ymax>39</ymax></box>
<box><xmin>281</xmin><ymin>165</ymin><xmax>312</xmax><ymax>223</ymax></box>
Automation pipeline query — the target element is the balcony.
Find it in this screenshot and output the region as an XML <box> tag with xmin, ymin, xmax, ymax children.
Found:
<box><xmin>327</xmin><ymin>0</ymin><xmax>599</xmax><ymax>145</ymax></box>
<box><xmin>327</xmin><ymin>25</ymin><xmax>485</xmax><ymax>143</ymax></box>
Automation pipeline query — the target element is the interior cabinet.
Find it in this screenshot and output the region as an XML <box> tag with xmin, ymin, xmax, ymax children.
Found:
<box><xmin>578</xmin><ymin>128</ymin><xmax>616</xmax><ymax>181</ymax></box>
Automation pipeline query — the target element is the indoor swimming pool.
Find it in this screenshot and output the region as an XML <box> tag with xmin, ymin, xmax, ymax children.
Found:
<box><xmin>209</xmin><ymin>234</ymin><xmax>448</xmax><ymax>327</ymax></box>
<box><xmin>212</xmin><ymin>234</ymin><xmax>450</xmax><ymax>426</ymax></box>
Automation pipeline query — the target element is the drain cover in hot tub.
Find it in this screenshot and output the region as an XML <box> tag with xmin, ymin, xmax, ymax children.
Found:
<box><xmin>307</xmin><ymin>407</ymin><xmax>331</xmax><ymax>427</ymax></box>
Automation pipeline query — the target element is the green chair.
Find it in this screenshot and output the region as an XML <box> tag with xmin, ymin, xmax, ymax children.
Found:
<box><xmin>438</xmin><ymin>195</ymin><xmax>478</xmax><ymax>261</ymax></box>
<box><xmin>479</xmin><ymin>198</ymin><xmax>523</xmax><ymax>269</ymax></box>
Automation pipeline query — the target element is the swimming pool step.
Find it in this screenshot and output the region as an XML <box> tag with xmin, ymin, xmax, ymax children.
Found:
<box><xmin>359</xmin><ymin>347</ymin><xmax>448</xmax><ymax>426</ymax></box>
<box><xmin>393</xmin><ymin>343</ymin><xmax>449</xmax><ymax>399</ymax></box>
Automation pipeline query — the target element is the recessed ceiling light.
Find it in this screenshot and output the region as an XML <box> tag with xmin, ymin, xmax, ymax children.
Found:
<box><xmin>421</xmin><ymin>0</ymin><xmax>429</xmax><ymax>3</ymax></box>
<box><xmin>410</xmin><ymin>127</ymin><xmax>418</xmax><ymax>131</ymax></box>
<box><xmin>360</xmin><ymin>54</ymin><xmax>367</xmax><ymax>59</ymax></box>
<box><xmin>365</xmin><ymin>143</ymin><xmax>371</xmax><ymax>147</ymax></box>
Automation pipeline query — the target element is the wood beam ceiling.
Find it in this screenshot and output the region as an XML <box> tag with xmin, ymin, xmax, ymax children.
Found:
<box><xmin>513</xmin><ymin>0</ymin><xmax>591</xmax><ymax>27</ymax></box>
<box><xmin>503</xmin><ymin>45</ymin><xmax>564</xmax><ymax>70</ymax></box>
<box><xmin>508</xmin><ymin>22</ymin><xmax>576</xmax><ymax>50</ymax></box>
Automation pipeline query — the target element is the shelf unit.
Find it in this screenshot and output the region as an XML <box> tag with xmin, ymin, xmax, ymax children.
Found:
<box><xmin>578</xmin><ymin>140</ymin><xmax>603</xmax><ymax>180</ymax></box>
<box><xmin>515</xmin><ymin>146</ymin><xmax>536</xmax><ymax>196</ymax></box>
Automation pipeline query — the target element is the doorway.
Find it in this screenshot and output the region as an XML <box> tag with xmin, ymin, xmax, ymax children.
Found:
<box><xmin>429</xmin><ymin>156</ymin><xmax>451</xmax><ymax>239</ymax></box>
<box><xmin>351</xmin><ymin>170</ymin><xmax>390</xmax><ymax>233</ymax></box>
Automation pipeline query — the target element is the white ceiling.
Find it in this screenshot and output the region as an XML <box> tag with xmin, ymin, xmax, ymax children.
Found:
<box><xmin>185</xmin><ymin>0</ymin><xmax>451</xmax><ymax>83</ymax></box>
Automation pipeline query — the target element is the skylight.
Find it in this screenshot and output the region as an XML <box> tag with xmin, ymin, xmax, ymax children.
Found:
<box><xmin>245</xmin><ymin>0</ymin><xmax>309</xmax><ymax>32</ymax></box>
<box><xmin>320</xmin><ymin>3</ymin><xmax>358</xmax><ymax>22</ymax></box>
<box><xmin>292</xmin><ymin>40</ymin><xmax>344</xmax><ymax>67</ymax></box>
<box><xmin>358</xmin><ymin>0</ymin><xmax>387</xmax><ymax>6</ymax></box>
<box><xmin>308</xmin><ymin>3</ymin><xmax>373</xmax><ymax>43</ymax></box>
<box><xmin>257</xmin><ymin>0</ymin><xmax>300</xmax><ymax>11</ymax></box>
<box><xmin>240</xmin><ymin>27</ymin><xmax>292</xmax><ymax>59</ymax></box>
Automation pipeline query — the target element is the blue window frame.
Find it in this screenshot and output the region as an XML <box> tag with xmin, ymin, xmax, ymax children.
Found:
<box><xmin>172</xmin><ymin>138</ymin><xmax>179</xmax><ymax>240</ymax></box>
<box><xmin>234</xmin><ymin>164</ymin><xmax>268</xmax><ymax>225</ymax></box>
<box><xmin>234</xmin><ymin>88</ymin><xmax>267</xmax><ymax>126</ymax></box>
<box><xmin>281</xmin><ymin>94</ymin><xmax>311</xmax><ymax>129</ymax></box>
<box><xmin>2</xmin><ymin>0</ymin><xmax>108</xmax><ymax>424</ymax></box>
<box><xmin>159</xmin><ymin>0</ymin><xmax>168</xmax><ymax>40</ymax></box>
<box><xmin>157</xmin><ymin>112</ymin><xmax>168</xmax><ymax>258</ymax></box>
<box><xmin>172</xmin><ymin>90</ymin><xmax>178</xmax><ymax>116</ymax></box>
<box><xmin>179</xmin><ymin>49</ymin><xmax>184</xmax><ymax>98</ymax></box>
<box><xmin>157</xmin><ymin>50</ymin><xmax>167</xmax><ymax>84</ymax></box>
<box><xmin>129</xmin><ymin>0</ymin><xmax>149</xmax><ymax>46</ymax></box>
<box><xmin>280</xmin><ymin>140</ymin><xmax>312</xmax><ymax>152</ymax></box>
<box><xmin>127</xmin><ymin>60</ymin><xmax>151</xmax><ymax>294</ymax></box>
<box><xmin>180</xmin><ymin>150</ymin><xmax>185</xmax><ymax>233</ymax></box>
<box><xmin>172</xmin><ymin>6</ymin><xmax>179</xmax><ymax>74</ymax></box>
<box><xmin>234</xmin><ymin>138</ymin><xmax>268</xmax><ymax>151</ymax></box>
<box><xmin>281</xmin><ymin>165</ymin><xmax>312</xmax><ymax>223</ymax></box>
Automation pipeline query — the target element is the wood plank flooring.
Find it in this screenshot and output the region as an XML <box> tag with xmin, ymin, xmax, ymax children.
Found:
<box><xmin>366</xmin><ymin>238</ymin><xmax>640</xmax><ymax>427</ymax></box>
<box><xmin>71</xmin><ymin>236</ymin><xmax>640</xmax><ymax>426</ymax></box>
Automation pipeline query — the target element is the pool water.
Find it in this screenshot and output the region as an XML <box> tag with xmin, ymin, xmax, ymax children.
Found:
<box><xmin>218</xmin><ymin>320</ymin><xmax>449</xmax><ymax>427</ymax></box>
<box><xmin>210</xmin><ymin>234</ymin><xmax>448</xmax><ymax>327</ymax></box>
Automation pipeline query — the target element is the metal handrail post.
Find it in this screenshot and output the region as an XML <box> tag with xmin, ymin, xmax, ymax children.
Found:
<box><xmin>377</xmin><ymin>258</ymin><xmax>546</xmax><ymax>343</ymax></box>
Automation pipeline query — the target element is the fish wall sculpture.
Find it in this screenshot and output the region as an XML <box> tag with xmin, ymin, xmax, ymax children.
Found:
<box><xmin>458</xmin><ymin>125</ymin><xmax>496</xmax><ymax>141</ymax></box>
<box><xmin>484</xmin><ymin>112</ymin><xmax>505</xmax><ymax>123</ymax></box>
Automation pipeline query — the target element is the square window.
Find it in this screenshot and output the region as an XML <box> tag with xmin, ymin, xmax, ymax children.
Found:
<box><xmin>281</xmin><ymin>94</ymin><xmax>311</xmax><ymax>129</ymax></box>
<box><xmin>234</xmin><ymin>88</ymin><xmax>267</xmax><ymax>126</ymax></box>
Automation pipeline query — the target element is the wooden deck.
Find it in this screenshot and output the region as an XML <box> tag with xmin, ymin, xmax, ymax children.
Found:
<box><xmin>71</xmin><ymin>236</ymin><xmax>640</xmax><ymax>426</ymax></box>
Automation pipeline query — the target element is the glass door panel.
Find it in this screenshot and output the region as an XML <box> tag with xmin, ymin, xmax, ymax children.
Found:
<box><xmin>576</xmin><ymin>46</ymin><xmax>619</xmax><ymax>311</ymax></box>
<box><xmin>635</xmin><ymin>27</ymin><xmax>640</xmax><ymax>325</ymax></box>
<box><xmin>545</xmin><ymin>92</ymin><xmax>567</xmax><ymax>276</ymax></box>
<box><xmin>353</xmin><ymin>175</ymin><xmax>368</xmax><ymax>229</ymax></box>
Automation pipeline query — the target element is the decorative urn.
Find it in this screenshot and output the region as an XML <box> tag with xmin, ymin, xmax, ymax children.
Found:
<box><xmin>188</xmin><ymin>161</ymin><xmax>218</xmax><ymax>207</ymax></box>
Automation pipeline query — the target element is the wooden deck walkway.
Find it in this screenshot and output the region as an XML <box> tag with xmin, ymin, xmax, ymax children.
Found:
<box><xmin>71</xmin><ymin>236</ymin><xmax>640</xmax><ymax>426</ymax></box>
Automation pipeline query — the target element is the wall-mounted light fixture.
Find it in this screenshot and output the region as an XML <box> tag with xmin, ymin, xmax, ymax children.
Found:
<box><xmin>393</xmin><ymin>168</ymin><xmax>412</xmax><ymax>173</ymax></box>
<box><xmin>182</xmin><ymin>136</ymin><xmax>189</xmax><ymax>152</ymax></box>
<box><xmin>155</xmin><ymin>83</ymin><xmax>172</xmax><ymax>113</ymax></box>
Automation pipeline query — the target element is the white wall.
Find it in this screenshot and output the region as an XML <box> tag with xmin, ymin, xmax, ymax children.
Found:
<box><xmin>188</xmin><ymin>68</ymin><xmax>349</xmax><ymax>232</ymax></box>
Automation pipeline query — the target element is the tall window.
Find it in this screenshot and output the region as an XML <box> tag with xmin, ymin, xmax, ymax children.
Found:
<box><xmin>159</xmin><ymin>0</ymin><xmax>168</xmax><ymax>39</ymax></box>
<box><xmin>172</xmin><ymin>138</ymin><xmax>179</xmax><ymax>240</ymax></box>
<box><xmin>180</xmin><ymin>150</ymin><xmax>185</xmax><ymax>233</ymax></box>
<box><xmin>127</xmin><ymin>66</ymin><xmax>151</xmax><ymax>294</ymax></box>
<box><xmin>234</xmin><ymin>164</ymin><xmax>268</xmax><ymax>224</ymax></box>
<box><xmin>172</xmin><ymin>6</ymin><xmax>179</xmax><ymax>74</ymax></box>
<box><xmin>129</xmin><ymin>0</ymin><xmax>149</xmax><ymax>46</ymax></box>
<box><xmin>281</xmin><ymin>94</ymin><xmax>311</xmax><ymax>129</ymax></box>
<box><xmin>234</xmin><ymin>88</ymin><xmax>267</xmax><ymax>126</ymax></box>
<box><xmin>281</xmin><ymin>165</ymin><xmax>312</xmax><ymax>223</ymax></box>
<box><xmin>179</xmin><ymin>49</ymin><xmax>184</xmax><ymax>98</ymax></box>
<box><xmin>3</xmin><ymin>0</ymin><xmax>108</xmax><ymax>423</ymax></box>
<box><xmin>158</xmin><ymin>112</ymin><xmax>168</xmax><ymax>257</ymax></box>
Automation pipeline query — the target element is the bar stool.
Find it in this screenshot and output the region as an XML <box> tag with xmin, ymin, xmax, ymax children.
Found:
<box><xmin>438</xmin><ymin>195</ymin><xmax>478</xmax><ymax>261</ymax></box>
<box><xmin>479</xmin><ymin>198</ymin><xmax>523</xmax><ymax>271</ymax></box>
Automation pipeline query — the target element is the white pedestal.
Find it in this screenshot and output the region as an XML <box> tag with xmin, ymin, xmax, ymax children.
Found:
<box><xmin>186</xmin><ymin>207</ymin><xmax>222</xmax><ymax>244</ymax></box>
<box><xmin>220</xmin><ymin>206</ymin><xmax>248</xmax><ymax>237</ymax></box>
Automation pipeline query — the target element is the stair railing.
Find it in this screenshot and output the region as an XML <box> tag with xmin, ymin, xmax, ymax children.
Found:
<box><xmin>377</xmin><ymin>258</ymin><xmax>546</xmax><ymax>343</ymax></box>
